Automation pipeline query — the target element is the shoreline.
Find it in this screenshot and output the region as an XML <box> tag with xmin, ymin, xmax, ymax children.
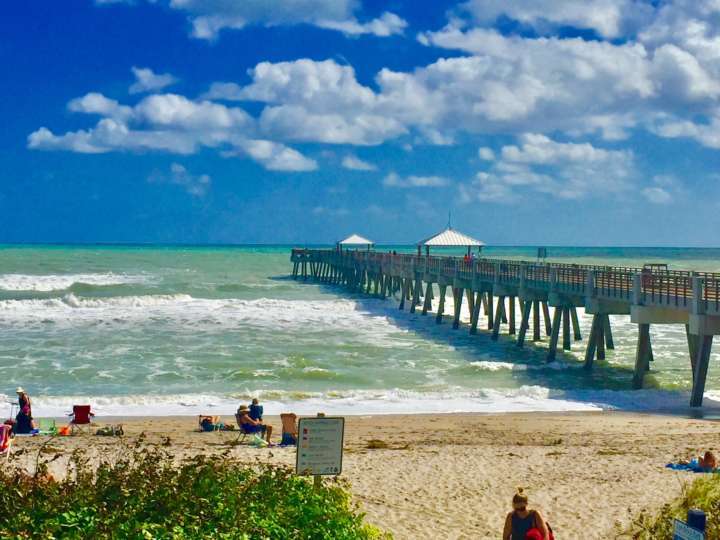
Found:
<box><xmin>13</xmin><ymin>386</ymin><xmax>720</xmax><ymax>419</ymax></box>
<box><xmin>9</xmin><ymin>410</ymin><xmax>720</xmax><ymax>539</ymax></box>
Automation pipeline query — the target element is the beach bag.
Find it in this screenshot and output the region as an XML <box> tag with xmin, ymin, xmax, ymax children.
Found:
<box><xmin>526</xmin><ymin>523</ymin><xmax>554</xmax><ymax>540</ymax></box>
<box><xmin>251</xmin><ymin>434</ymin><xmax>268</xmax><ymax>448</ymax></box>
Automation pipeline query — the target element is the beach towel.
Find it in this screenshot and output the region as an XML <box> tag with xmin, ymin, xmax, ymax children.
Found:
<box><xmin>666</xmin><ymin>460</ymin><xmax>719</xmax><ymax>473</ymax></box>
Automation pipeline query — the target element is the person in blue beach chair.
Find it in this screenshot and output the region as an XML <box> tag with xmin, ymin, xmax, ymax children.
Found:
<box><xmin>249</xmin><ymin>398</ymin><xmax>263</xmax><ymax>422</ymax></box>
<box><xmin>236</xmin><ymin>404</ymin><xmax>272</xmax><ymax>444</ymax></box>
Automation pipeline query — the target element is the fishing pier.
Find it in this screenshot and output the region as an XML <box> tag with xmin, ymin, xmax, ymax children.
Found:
<box><xmin>291</xmin><ymin>246</ymin><xmax>720</xmax><ymax>407</ymax></box>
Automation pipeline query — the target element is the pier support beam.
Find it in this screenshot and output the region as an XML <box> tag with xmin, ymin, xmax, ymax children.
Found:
<box><xmin>596</xmin><ymin>317</ymin><xmax>606</xmax><ymax>361</ymax></box>
<box><xmin>603</xmin><ymin>314</ymin><xmax>614</xmax><ymax>349</ymax></box>
<box><xmin>571</xmin><ymin>307</ymin><xmax>582</xmax><ymax>341</ymax></box>
<box><xmin>410</xmin><ymin>277</ymin><xmax>421</xmax><ymax>313</ymax></box>
<box><xmin>399</xmin><ymin>279</ymin><xmax>408</xmax><ymax>310</ymax></box>
<box><xmin>562</xmin><ymin>308</ymin><xmax>571</xmax><ymax>351</ymax></box>
<box><xmin>452</xmin><ymin>288</ymin><xmax>463</xmax><ymax>329</ymax></box>
<box><xmin>632</xmin><ymin>323</ymin><xmax>652</xmax><ymax>389</ymax></box>
<box><xmin>436</xmin><ymin>285</ymin><xmax>447</xmax><ymax>324</ymax></box>
<box><xmin>470</xmin><ymin>292</ymin><xmax>482</xmax><ymax>334</ymax></box>
<box><xmin>542</xmin><ymin>302</ymin><xmax>552</xmax><ymax>337</ymax></box>
<box><xmin>532</xmin><ymin>301</ymin><xmax>541</xmax><ymax>342</ymax></box>
<box><xmin>492</xmin><ymin>296</ymin><xmax>506</xmax><ymax>341</ymax></box>
<box><xmin>690</xmin><ymin>335</ymin><xmax>714</xmax><ymax>407</ymax></box>
<box><xmin>466</xmin><ymin>289</ymin><xmax>475</xmax><ymax>324</ymax></box>
<box><xmin>547</xmin><ymin>307</ymin><xmax>562</xmax><ymax>362</ymax></box>
<box><xmin>583</xmin><ymin>314</ymin><xmax>602</xmax><ymax>370</ymax></box>
<box><xmin>421</xmin><ymin>283</ymin><xmax>433</xmax><ymax>315</ymax></box>
<box><xmin>517</xmin><ymin>300</ymin><xmax>532</xmax><ymax>347</ymax></box>
<box><xmin>686</xmin><ymin>324</ymin><xmax>698</xmax><ymax>375</ymax></box>
<box><xmin>508</xmin><ymin>297</ymin><xmax>516</xmax><ymax>335</ymax></box>
<box><xmin>487</xmin><ymin>293</ymin><xmax>494</xmax><ymax>331</ymax></box>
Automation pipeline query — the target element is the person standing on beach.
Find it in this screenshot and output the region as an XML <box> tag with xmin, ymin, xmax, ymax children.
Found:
<box><xmin>14</xmin><ymin>387</ymin><xmax>34</xmax><ymax>434</ymax></box>
<box><xmin>502</xmin><ymin>489</ymin><xmax>549</xmax><ymax>540</ymax></box>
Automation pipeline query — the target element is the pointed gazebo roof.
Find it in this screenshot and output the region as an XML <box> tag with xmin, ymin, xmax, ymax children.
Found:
<box><xmin>418</xmin><ymin>227</ymin><xmax>484</xmax><ymax>247</ymax></box>
<box><xmin>338</xmin><ymin>234</ymin><xmax>374</xmax><ymax>246</ymax></box>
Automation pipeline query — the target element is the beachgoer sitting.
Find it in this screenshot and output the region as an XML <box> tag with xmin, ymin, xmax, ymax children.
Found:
<box><xmin>699</xmin><ymin>451</ymin><xmax>717</xmax><ymax>470</ymax></box>
<box><xmin>14</xmin><ymin>387</ymin><xmax>34</xmax><ymax>435</ymax></box>
<box><xmin>249</xmin><ymin>398</ymin><xmax>263</xmax><ymax>421</ymax></box>
<box><xmin>502</xmin><ymin>489</ymin><xmax>550</xmax><ymax>540</ymax></box>
<box><xmin>236</xmin><ymin>405</ymin><xmax>272</xmax><ymax>443</ymax></box>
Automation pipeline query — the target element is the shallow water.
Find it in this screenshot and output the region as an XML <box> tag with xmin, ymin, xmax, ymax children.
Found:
<box><xmin>1</xmin><ymin>244</ymin><xmax>719</xmax><ymax>416</ymax></box>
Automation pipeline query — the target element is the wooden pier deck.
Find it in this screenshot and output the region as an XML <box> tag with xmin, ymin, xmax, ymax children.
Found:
<box><xmin>291</xmin><ymin>248</ymin><xmax>720</xmax><ymax>407</ymax></box>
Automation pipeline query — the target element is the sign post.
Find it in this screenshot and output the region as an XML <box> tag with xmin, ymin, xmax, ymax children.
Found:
<box><xmin>674</xmin><ymin>519</ymin><xmax>705</xmax><ymax>540</ymax></box>
<box><xmin>296</xmin><ymin>413</ymin><xmax>345</xmax><ymax>489</ymax></box>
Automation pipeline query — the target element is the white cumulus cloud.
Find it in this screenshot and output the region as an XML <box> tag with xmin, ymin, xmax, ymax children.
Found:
<box><xmin>461</xmin><ymin>134</ymin><xmax>634</xmax><ymax>202</ymax></box>
<box><xmin>163</xmin><ymin>0</ymin><xmax>406</xmax><ymax>40</ymax></box>
<box><xmin>341</xmin><ymin>155</ymin><xmax>377</xmax><ymax>171</ymax></box>
<box><xmin>148</xmin><ymin>163</ymin><xmax>211</xmax><ymax>197</ymax></box>
<box><xmin>129</xmin><ymin>66</ymin><xmax>178</xmax><ymax>94</ymax></box>
<box><xmin>383</xmin><ymin>172</ymin><xmax>450</xmax><ymax>188</ymax></box>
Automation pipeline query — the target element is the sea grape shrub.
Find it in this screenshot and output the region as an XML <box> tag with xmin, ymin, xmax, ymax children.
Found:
<box><xmin>0</xmin><ymin>447</ymin><xmax>388</xmax><ymax>539</ymax></box>
<box><xmin>628</xmin><ymin>473</ymin><xmax>720</xmax><ymax>539</ymax></box>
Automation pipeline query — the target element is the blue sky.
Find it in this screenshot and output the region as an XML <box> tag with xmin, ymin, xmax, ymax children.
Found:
<box><xmin>3</xmin><ymin>0</ymin><xmax>720</xmax><ymax>245</ymax></box>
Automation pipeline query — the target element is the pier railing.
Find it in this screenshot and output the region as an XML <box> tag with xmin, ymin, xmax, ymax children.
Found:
<box><xmin>290</xmin><ymin>248</ymin><xmax>720</xmax><ymax>313</ymax></box>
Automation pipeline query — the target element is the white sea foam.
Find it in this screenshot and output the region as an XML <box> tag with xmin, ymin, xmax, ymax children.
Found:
<box><xmin>0</xmin><ymin>273</ymin><xmax>150</xmax><ymax>291</ymax></box>
<box><xmin>10</xmin><ymin>387</ymin><xmax>720</xmax><ymax>418</ymax></box>
<box><xmin>0</xmin><ymin>295</ymin><xmax>405</xmax><ymax>341</ymax></box>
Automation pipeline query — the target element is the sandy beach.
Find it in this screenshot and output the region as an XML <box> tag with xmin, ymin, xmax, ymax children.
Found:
<box><xmin>7</xmin><ymin>411</ymin><xmax>719</xmax><ymax>539</ymax></box>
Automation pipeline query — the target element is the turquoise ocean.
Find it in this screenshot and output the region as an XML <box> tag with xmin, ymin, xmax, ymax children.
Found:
<box><xmin>2</xmin><ymin>245</ymin><xmax>720</xmax><ymax>417</ymax></box>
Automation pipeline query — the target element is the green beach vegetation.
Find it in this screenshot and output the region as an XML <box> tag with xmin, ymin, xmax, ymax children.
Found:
<box><xmin>628</xmin><ymin>473</ymin><xmax>719</xmax><ymax>539</ymax></box>
<box><xmin>0</xmin><ymin>445</ymin><xmax>388</xmax><ymax>539</ymax></box>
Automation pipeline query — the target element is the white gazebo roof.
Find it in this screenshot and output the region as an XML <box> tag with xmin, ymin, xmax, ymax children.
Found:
<box><xmin>418</xmin><ymin>228</ymin><xmax>484</xmax><ymax>247</ymax></box>
<box><xmin>338</xmin><ymin>234</ymin><xmax>374</xmax><ymax>246</ymax></box>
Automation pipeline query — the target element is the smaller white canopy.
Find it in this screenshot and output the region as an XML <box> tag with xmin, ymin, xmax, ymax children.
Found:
<box><xmin>338</xmin><ymin>234</ymin><xmax>374</xmax><ymax>246</ymax></box>
<box><xmin>418</xmin><ymin>228</ymin><xmax>484</xmax><ymax>247</ymax></box>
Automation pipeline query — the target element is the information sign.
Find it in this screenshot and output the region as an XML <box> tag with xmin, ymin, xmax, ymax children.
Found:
<box><xmin>296</xmin><ymin>416</ymin><xmax>344</xmax><ymax>476</ymax></box>
<box><xmin>674</xmin><ymin>519</ymin><xmax>705</xmax><ymax>540</ymax></box>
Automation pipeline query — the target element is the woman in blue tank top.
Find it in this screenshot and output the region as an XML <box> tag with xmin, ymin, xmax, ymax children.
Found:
<box><xmin>502</xmin><ymin>489</ymin><xmax>549</xmax><ymax>540</ymax></box>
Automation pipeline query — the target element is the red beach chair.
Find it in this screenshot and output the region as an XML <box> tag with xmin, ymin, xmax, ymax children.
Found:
<box><xmin>68</xmin><ymin>405</ymin><xmax>95</xmax><ymax>434</ymax></box>
<box><xmin>0</xmin><ymin>424</ymin><xmax>12</xmax><ymax>461</ymax></box>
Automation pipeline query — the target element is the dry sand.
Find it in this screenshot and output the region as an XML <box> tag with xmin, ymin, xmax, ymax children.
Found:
<box><xmin>8</xmin><ymin>411</ymin><xmax>720</xmax><ymax>539</ymax></box>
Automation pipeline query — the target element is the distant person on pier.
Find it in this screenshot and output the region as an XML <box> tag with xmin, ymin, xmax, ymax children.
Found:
<box><xmin>502</xmin><ymin>489</ymin><xmax>550</xmax><ymax>540</ymax></box>
<box><xmin>14</xmin><ymin>387</ymin><xmax>34</xmax><ymax>435</ymax></box>
<box><xmin>236</xmin><ymin>404</ymin><xmax>273</xmax><ymax>443</ymax></box>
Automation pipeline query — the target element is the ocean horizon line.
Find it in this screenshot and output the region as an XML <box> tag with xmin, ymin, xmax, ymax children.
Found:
<box><xmin>0</xmin><ymin>241</ymin><xmax>720</xmax><ymax>250</ymax></box>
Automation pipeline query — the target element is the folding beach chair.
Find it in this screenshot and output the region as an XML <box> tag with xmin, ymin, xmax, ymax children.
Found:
<box><xmin>234</xmin><ymin>413</ymin><xmax>263</xmax><ymax>443</ymax></box>
<box><xmin>0</xmin><ymin>424</ymin><xmax>12</xmax><ymax>461</ymax></box>
<box><xmin>280</xmin><ymin>413</ymin><xmax>298</xmax><ymax>446</ymax></box>
<box><xmin>68</xmin><ymin>405</ymin><xmax>95</xmax><ymax>434</ymax></box>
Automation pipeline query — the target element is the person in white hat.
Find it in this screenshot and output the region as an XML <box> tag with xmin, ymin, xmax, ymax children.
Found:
<box><xmin>14</xmin><ymin>387</ymin><xmax>33</xmax><ymax>434</ymax></box>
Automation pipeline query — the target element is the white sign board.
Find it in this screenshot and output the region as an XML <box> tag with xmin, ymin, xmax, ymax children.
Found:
<box><xmin>296</xmin><ymin>417</ymin><xmax>344</xmax><ymax>476</ymax></box>
<box><xmin>674</xmin><ymin>520</ymin><xmax>704</xmax><ymax>540</ymax></box>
